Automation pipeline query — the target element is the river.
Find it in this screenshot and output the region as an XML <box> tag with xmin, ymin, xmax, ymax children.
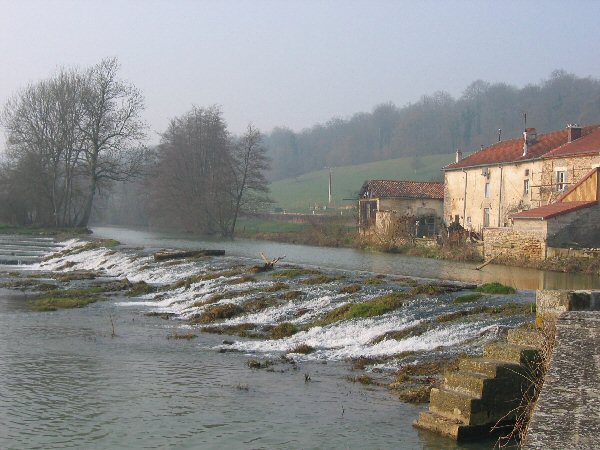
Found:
<box><xmin>1</xmin><ymin>227</ymin><xmax>597</xmax><ymax>449</ymax></box>
<box><xmin>92</xmin><ymin>226</ymin><xmax>600</xmax><ymax>290</ymax></box>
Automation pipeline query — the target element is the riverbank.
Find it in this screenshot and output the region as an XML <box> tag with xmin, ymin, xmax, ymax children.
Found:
<box><xmin>236</xmin><ymin>217</ymin><xmax>600</xmax><ymax>275</ymax></box>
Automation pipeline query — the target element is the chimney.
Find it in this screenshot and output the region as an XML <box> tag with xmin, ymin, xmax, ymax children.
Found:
<box><xmin>455</xmin><ymin>149</ymin><xmax>463</xmax><ymax>163</ymax></box>
<box><xmin>523</xmin><ymin>128</ymin><xmax>537</xmax><ymax>156</ymax></box>
<box><xmin>567</xmin><ymin>124</ymin><xmax>582</xmax><ymax>142</ymax></box>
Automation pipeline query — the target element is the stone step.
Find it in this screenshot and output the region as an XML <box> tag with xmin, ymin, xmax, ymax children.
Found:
<box><xmin>430</xmin><ymin>387</ymin><xmax>520</xmax><ymax>426</ymax></box>
<box><xmin>459</xmin><ymin>358</ymin><xmax>526</xmax><ymax>379</ymax></box>
<box><xmin>413</xmin><ymin>411</ymin><xmax>464</xmax><ymax>440</ymax></box>
<box><xmin>483</xmin><ymin>342</ymin><xmax>541</xmax><ymax>366</ymax></box>
<box><xmin>413</xmin><ymin>411</ymin><xmax>509</xmax><ymax>442</ymax></box>
<box><xmin>444</xmin><ymin>370</ymin><xmax>525</xmax><ymax>399</ymax></box>
<box><xmin>507</xmin><ymin>328</ymin><xmax>544</xmax><ymax>348</ymax></box>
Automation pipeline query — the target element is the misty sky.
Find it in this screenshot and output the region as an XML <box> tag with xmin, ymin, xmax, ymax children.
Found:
<box><xmin>1</xmin><ymin>0</ymin><xmax>600</xmax><ymax>147</ymax></box>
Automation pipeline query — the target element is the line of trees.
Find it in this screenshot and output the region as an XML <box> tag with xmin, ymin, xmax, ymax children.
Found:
<box><xmin>145</xmin><ymin>106</ymin><xmax>270</xmax><ymax>237</ymax></box>
<box><xmin>0</xmin><ymin>58</ymin><xmax>147</xmax><ymax>227</ymax></box>
<box><xmin>265</xmin><ymin>70</ymin><xmax>600</xmax><ymax>180</ymax></box>
<box><xmin>0</xmin><ymin>60</ymin><xmax>271</xmax><ymax>237</ymax></box>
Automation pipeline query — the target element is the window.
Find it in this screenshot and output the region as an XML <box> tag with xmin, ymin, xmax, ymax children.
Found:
<box><xmin>524</xmin><ymin>179</ymin><xmax>530</xmax><ymax>195</ymax></box>
<box><xmin>524</xmin><ymin>169</ymin><xmax>530</xmax><ymax>176</ymax></box>
<box><xmin>485</xmin><ymin>182</ymin><xmax>491</xmax><ymax>198</ymax></box>
<box><xmin>483</xmin><ymin>208</ymin><xmax>490</xmax><ymax>228</ymax></box>
<box><xmin>556</xmin><ymin>171</ymin><xmax>567</xmax><ymax>191</ymax></box>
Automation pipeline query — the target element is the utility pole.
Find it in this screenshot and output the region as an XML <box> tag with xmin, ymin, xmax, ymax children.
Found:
<box><xmin>328</xmin><ymin>167</ymin><xmax>332</xmax><ymax>205</ymax></box>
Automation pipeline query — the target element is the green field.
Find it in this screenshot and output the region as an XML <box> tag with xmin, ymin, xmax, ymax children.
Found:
<box><xmin>269</xmin><ymin>153</ymin><xmax>454</xmax><ymax>212</ymax></box>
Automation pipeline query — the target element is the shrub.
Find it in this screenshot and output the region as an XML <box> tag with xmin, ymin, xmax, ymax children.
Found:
<box><xmin>476</xmin><ymin>282</ymin><xmax>516</xmax><ymax>294</ymax></box>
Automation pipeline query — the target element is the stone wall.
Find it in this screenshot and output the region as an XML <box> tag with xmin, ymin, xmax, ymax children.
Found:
<box><xmin>546</xmin><ymin>204</ymin><xmax>600</xmax><ymax>248</ymax></box>
<box><xmin>483</xmin><ymin>227</ymin><xmax>547</xmax><ymax>261</ymax></box>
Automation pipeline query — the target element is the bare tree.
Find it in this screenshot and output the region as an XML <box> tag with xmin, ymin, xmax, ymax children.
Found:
<box><xmin>2</xmin><ymin>69</ymin><xmax>84</xmax><ymax>226</ymax></box>
<box><xmin>146</xmin><ymin>106</ymin><xmax>232</xmax><ymax>233</ymax></box>
<box><xmin>77</xmin><ymin>58</ymin><xmax>147</xmax><ymax>227</ymax></box>
<box><xmin>1</xmin><ymin>58</ymin><xmax>147</xmax><ymax>228</ymax></box>
<box><xmin>223</xmin><ymin>124</ymin><xmax>271</xmax><ymax>237</ymax></box>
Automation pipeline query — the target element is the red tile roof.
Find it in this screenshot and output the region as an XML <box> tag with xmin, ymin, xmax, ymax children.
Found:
<box><xmin>360</xmin><ymin>180</ymin><xmax>444</xmax><ymax>200</ymax></box>
<box><xmin>511</xmin><ymin>201</ymin><xmax>597</xmax><ymax>220</ymax></box>
<box><xmin>445</xmin><ymin>125</ymin><xmax>600</xmax><ymax>170</ymax></box>
<box><xmin>543</xmin><ymin>127</ymin><xmax>600</xmax><ymax>159</ymax></box>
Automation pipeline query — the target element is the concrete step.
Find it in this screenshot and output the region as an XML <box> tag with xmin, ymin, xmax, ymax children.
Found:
<box><xmin>430</xmin><ymin>387</ymin><xmax>520</xmax><ymax>426</ymax></box>
<box><xmin>444</xmin><ymin>370</ymin><xmax>525</xmax><ymax>399</ymax></box>
<box><xmin>459</xmin><ymin>358</ymin><xmax>526</xmax><ymax>379</ymax></box>
<box><xmin>413</xmin><ymin>411</ymin><xmax>464</xmax><ymax>440</ymax></box>
<box><xmin>413</xmin><ymin>411</ymin><xmax>515</xmax><ymax>442</ymax></box>
<box><xmin>507</xmin><ymin>328</ymin><xmax>544</xmax><ymax>348</ymax></box>
<box><xmin>483</xmin><ymin>342</ymin><xmax>541</xmax><ymax>366</ymax></box>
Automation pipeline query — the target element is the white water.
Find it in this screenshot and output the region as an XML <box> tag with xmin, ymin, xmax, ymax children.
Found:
<box><xmin>30</xmin><ymin>239</ymin><xmax>534</xmax><ymax>369</ymax></box>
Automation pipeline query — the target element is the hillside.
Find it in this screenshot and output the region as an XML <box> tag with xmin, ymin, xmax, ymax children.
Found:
<box><xmin>268</xmin><ymin>153</ymin><xmax>454</xmax><ymax>213</ymax></box>
<box><xmin>265</xmin><ymin>71</ymin><xmax>600</xmax><ymax>181</ymax></box>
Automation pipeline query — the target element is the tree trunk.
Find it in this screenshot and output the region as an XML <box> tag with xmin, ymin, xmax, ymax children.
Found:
<box><xmin>77</xmin><ymin>176</ymin><xmax>96</xmax><ymax>227</ymax></box>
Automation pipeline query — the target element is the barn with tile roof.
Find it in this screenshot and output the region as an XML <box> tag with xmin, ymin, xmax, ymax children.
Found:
<box><xmin>358</xmin><ymin>180</ymin><xmax>444</xmax><ymax>236</ymax></box>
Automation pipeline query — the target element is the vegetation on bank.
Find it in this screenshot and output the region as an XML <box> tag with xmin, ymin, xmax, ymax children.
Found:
<box><xmin>0</xmin><ymin>224</ymin><xmax>91</xmax><ymax>237</ymax></box>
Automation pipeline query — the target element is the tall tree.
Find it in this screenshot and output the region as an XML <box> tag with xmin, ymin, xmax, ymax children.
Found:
<box><xmin>224</xmin><ymin>124</ymin><xmax>271</xmax><ymax>237</ymax></box>
<box><xmin>1</xmin><ymin>58</ymin><xmax>147</xmax><ymax>228</ymax></box>
<box><xmin>77</xmin><ymin>58</ymin><xmax>147</xmax><ymax>227</ymax></box>
<box><xmin>146</xmin><ymin>106</ymin><xmax>232</xmax><ymax>234</ymax></box>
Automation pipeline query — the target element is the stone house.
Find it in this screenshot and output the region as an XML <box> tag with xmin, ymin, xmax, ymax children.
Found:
<box><xmin>443</xmin><ymin>124</ymin><xmax>600</xmax><ymax>234</ymax></box>
<box><xmin>358</xmin><ymin>180</ymin><xmax>444</xmax><ymax>237</ymax></box>
<box><xmin>485</xmin><ymin>167</ymin><xmax>600</xmax><ymax>261</ymax></box>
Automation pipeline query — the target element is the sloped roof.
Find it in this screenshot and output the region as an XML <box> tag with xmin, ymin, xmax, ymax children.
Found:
<box><xmin>360</xmin><ymin>180</ymin><xmax>444</xmax><ymax>200</ymax></box>
<box><xmin>544</xmin><ymin>127</ymin><xmax>600</xmax><ymax>159</ymax></box>
<box><xmin>445</xmin><ymin>125</ymin><xmax>600</xmax><ymax>171</ymax></box>
<box><xmin>512</xmin><ymin>201</ymin><xmax>596</xmax><ymax>220</ymax></box>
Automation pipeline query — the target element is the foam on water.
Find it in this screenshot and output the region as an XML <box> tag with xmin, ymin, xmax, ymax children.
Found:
<box><xmin>34</xmin><ymin>238</ymin><xmax>534</xmax><ymax>367</ymax></box>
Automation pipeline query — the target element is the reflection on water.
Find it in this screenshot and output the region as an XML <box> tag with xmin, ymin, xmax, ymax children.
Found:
<box><xmin>93</xmin><ymin>226</ymin><xmax>600</xmax><ymax>290</ymax></box>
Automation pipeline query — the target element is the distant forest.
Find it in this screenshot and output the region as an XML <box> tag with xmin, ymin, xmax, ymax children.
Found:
<box><xmin>264</xmin><ymin>70</ymin><xmax>600</xmax><ymax>180</ymax></box>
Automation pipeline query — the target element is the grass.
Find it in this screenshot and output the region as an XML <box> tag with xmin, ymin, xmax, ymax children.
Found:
<box><xmin>0</xmin><ymin>224</ymin><xmax>90</xmax><ymax>236</ymax></box>
<box><xmin>247</xmin><ymin>359</ymin><xmax>273</xmax><ymax>369</ymax></box>
<box><xmin>235</xmin><ymin>217</ymin><xmax>307</xmax><ymax>233</ymax></box>
<box><xmin>29</xmin><ymin>296</ymin><xmax>97</xmax><ymax>311</ymax></box>
<box><xmin>281</xmin><ymin>290</ymin><xmax>303</xmax><ymax>300</ymax></box>
<box><xmin>168</xmin><ymin>331</ymin><xmax>197</xmax><ymax>340</ymax></box>
<box><xmin>339</xmin><ymin>284</ymin><xmax>362</xmax><ymax>294</ymax></box>
<box><xmin>476</xmin><ymin>282</ymin><xmax>516</xmax><ymax>294</ymax></box>
<box><xmin>370</xmin><ymin>322</ymin><xmax>432</xmax><ymax>344</ymax></box>
<box><xmin>347</xmin><ymin>374</ymin><xmax>375</xmax><ymax>385</ymax></box>
<box><xmin>263</xmin><ymin>282</ymin><xmax>289</xmax><ymax>292</ymax></box>
<box><xmin>51</xmin><ymin>271</ymin><xmax>98</xmax><ymax>281</ymax></box>
<box><xmin>436</xmin><ymin>302</ymin><xmax>535</xmax><ymax>323</ymax></box>
<box><xmin>270</xmin><ymin>322</ymin><xmax>298</xmax><ymax>339</ymax></box>
<box><xmin>289</xmin><ymin>344</ymin><xmax>314</xmax><ymax>354</ymax></box>
<box><xmin>269</xmin><ymin>153</ymin><xmax>452</xmax><ymax>213</ymax></box>
<box><xmin>27</xmin><ymin>286</ymin><xmax>110</xmax><ymax>311</ymax></box>
<box><xmin>167</xmin><ymin>268</ymin><xmax>244</xmax><ymax>290</ymax></box>
<box><xmin>312</xmin><ymin>284</ymin><xmax>445</xmax><ymax>327</ymax></box>
<box><xmin>189</xmin><ymin>303</ymin><xmax>243</xmax><ymax>324</ymax></box>
<box><xmin>202</xmin><ymin>323</ymin><xmax>257</xmax><ymax>337</ymax></box>
<box><xmin>315</xmin><ymin>292</ymin><xmax>407</xmax><ymax>326</ymax></box>
<box><xmin>145</xmin><ymin>312</ymin><xmax>176</xmax><ymax>320</ymax></box>
<box><xmin>452</xmin><ymin>293</ymin><xmax>483</xmax><ymax>304</ymax></box>
<box><xmin>127</xmin><ymin>281</ymin><xmax>156</xmax><ymax>296</ymax></box>
<box><xmin>272</xmin><ymin>267</ymin><xmax>320</xmax><ymax>278</ymax></box>
<box><xmin>299</xmin><ymin>274</ymin><xmax>344</xmax><ymax>285</ymax></box>
<box><xmin>364</xmin><ymin>277</ymin><xmax>385</xmax><ymax>285</ymax></box>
